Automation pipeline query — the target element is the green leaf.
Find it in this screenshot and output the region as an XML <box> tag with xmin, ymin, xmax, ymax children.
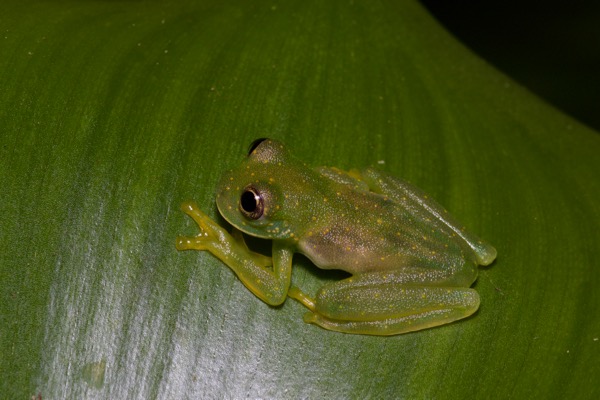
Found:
<box><xmin>2</xmin><ymin>0</ymin><xmax>599</xmax><ymax>398</ymax></box>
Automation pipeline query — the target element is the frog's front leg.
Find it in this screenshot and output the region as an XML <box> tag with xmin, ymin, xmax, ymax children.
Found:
<box><xmin>176</xmin><ymin>201</ymin><xmax>293</xmax><ymax>305</ymax></box>
<box><xmin>288</xmin><ymin>270</ymin><xmax>480</xmax><ymax>335</ymax></box>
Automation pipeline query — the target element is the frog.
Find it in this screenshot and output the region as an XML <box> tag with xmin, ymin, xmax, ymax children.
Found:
<box><xmin>176</xmin><ymin>138</ymin><xmax>497</xmax><ymax>335</ymax></box>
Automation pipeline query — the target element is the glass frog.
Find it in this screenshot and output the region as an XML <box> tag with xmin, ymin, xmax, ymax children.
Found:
<box><xmin>176</xmin><ymin>138</ymin><xmax>496</xmax><ymax>335</ymax></box>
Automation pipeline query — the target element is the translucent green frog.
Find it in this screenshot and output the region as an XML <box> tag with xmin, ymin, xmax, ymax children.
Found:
<box><xmin>177</xmin><ymin>139</ymin><xmax>496</xmax><ymax>335</ymax></box>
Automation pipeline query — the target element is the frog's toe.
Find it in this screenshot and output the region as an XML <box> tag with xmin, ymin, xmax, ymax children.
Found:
<box><xmin>176</xmin><ymin>235</ymin><xmax>212</xmax><ymax>251</ymax></box>
<box><xmin>176</xmin><ymin>235</ymin><xmax>196</xmax><ymax>250</ymax></box>
<box><xmin>180</xmin><ymin>201</ymin><xmax>207</xmax><ymax>220</ymax></box>
<box><xmin>302</xmin><ymin>311</ymin><xmax>318</xmax><ymax>324</ymax></box>
<box><xmin>288</xmin><ymin>286</ymin><xmax>317</xmax><ymax>311</ymax></box>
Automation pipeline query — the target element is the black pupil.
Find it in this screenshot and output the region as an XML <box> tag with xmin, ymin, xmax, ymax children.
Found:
<box><xmin>241</xmin><ymin>190</ymin><xmax>258</xmax><ymax>212</ymax></box>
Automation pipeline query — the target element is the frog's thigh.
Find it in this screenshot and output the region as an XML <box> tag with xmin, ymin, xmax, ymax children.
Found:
<box><xmin>306</xmin><ymin>277</ymin><xmax>479</xmax><ymax>335</ymax></box>
<box><xmin>358</xmin><ymin>168</ymin><xmax>497</xmax><ymax>266</ymax></box>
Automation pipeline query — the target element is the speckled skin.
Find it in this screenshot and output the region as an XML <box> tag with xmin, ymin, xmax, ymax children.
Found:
<box><xmin>177</xmin><ymin>139</ymin><xmax>496</xmax><ymax>335</ymax></box>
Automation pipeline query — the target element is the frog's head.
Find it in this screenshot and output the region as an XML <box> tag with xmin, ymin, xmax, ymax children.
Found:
<box><xmin>216</xmin><ymin>138</ymin><xmax>310</xmax><ymax>240</ymax></box>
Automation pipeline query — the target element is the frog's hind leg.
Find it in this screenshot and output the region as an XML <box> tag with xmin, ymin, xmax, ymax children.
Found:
<box><xmin>294</xmin><ymin>272</ymin><xmax>480</xmax><ymax>335</ymax></box>
<box><xmin>359</xmin><ymin>168</ymin><xmax>497</xmax><ymax>266</ymax></box>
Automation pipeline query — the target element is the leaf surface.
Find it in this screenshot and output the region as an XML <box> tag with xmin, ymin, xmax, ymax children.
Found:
<box><xmin>1</xmin><ymin>1</ymin><xmax>599</xmax><ymax>398</ymax></box>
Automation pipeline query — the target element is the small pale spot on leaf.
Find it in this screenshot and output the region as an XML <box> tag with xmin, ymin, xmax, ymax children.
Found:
<box><xmin>81</xmin><ymin>358</ymin><xmax>106</xmax><ymax>389</ymax></box>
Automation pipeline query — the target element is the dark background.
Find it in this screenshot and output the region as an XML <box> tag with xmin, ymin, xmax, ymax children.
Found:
<box><xmin>421</xmin><ymin>1</ymin><xmax>600</xmax><ymax>132</ymax></box>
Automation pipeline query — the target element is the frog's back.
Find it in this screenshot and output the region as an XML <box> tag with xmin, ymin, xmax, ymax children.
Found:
<box><xmin>297</xmin><ymin>188</ymin><xmax>462</xmax><ymax>274</ymax></box>
<box><xmin>359</xmin><ymin>168</ymin><xmax>497</xmax><ymax>266</ymax></box>
<box><xmin>297</xmin><ymin>167</ymin><xmax>496</xmax><ymax>274</ymax></box>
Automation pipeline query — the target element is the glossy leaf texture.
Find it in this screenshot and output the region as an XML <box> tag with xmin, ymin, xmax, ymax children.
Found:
<box><xmin>1</xmin><ymin>1</ymin><xmax>599</xmax><ymax>398</ymax></box>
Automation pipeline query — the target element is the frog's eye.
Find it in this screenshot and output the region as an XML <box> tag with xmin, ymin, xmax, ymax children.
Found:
<box><xmin>239</xmin><ymin>186</ymin><xmax>264</xmax><ymax>219</ymax></box>
<box><xmin>247</xmin><ymin>138</ymin><xmax>269</xmax><ymax>156</ymax></box>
